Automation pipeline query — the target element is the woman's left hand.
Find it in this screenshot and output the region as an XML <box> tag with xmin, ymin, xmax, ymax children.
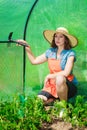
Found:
<box><xmin>44</xmin><ymin>74</ymin><xmax>56</xmax><ymax>86</ymax></box>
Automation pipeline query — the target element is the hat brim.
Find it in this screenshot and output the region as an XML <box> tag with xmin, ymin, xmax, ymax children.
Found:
<box><xmin>43</xmin><ymin>30</ymin><xmax>78</xmax><ymax>48</ymax></box>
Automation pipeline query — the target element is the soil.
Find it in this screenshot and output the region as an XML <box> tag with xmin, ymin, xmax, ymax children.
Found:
<box><xmin>41</xmin><ymin>119</ymin><xmax>87</xmax><ymax>130</ymax></box>
<box><xmin>40</xmin><ymin>106</ymin><xmax>87</xmax><ymax>130</ymax></box>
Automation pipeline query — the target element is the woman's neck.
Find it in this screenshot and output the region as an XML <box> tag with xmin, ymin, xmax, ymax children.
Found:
<box><xmin>57</xmin><ymin>47</ymin><xmax>64</xmax><ymax>54</ymax></box>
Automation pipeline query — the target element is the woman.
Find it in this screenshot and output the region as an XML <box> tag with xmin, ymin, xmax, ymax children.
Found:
<box><xmin>17</xmin><ymin>27</ymin><xmax>78</xmax><ymax>104</ymax></box>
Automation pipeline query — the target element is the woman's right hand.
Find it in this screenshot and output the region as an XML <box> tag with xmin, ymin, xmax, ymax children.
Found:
<box><xmin>16</xmin><ymin>39</ymin><xmax>30</xmax><ymax>48</ymax></box>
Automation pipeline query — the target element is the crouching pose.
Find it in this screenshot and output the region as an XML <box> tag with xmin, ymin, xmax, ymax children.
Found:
<box><xmin>17</xmin><ymin>27</ymin><xmax>78</xmax><ymax>104</ymax></box>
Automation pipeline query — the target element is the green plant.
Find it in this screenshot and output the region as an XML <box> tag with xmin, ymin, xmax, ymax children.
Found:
<box><xmin>0</xmin><ymin>94</ymin><xmax>87</xmax><ymax>129</ymax></box>
<box><xmin>49</xmin><ymin>95</ymin><xmax>87</xmax><ymax>127</ymax></box>
<box><xmin>68</xmin><ymin>95</ymin><xmax>87</xmax><ymax>127</ymax></box>
<box><xmin>0</xmin><ymin>94</ymin><xmax>51</xmax><ymax>130</ymax></box>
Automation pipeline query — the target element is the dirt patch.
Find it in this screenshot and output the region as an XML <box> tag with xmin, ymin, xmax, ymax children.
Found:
<box><xmin>40</xmin><ymin>106</ymin><xmax>87</xmax><ymax>130</ymax></box>
<box><xmin>41</xmin><ymin>119</ymin><xmax>87</xmax><ymax>130</ymax></box>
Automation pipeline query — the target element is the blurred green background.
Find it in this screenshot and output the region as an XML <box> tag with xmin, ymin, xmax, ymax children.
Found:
<box><xmin>0</xmin><ymin>0</ymin><xmax>87</xmax><ymax>99</ymax></box>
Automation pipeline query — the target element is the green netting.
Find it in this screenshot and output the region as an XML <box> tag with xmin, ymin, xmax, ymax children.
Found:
<box><xmin>0</xmin><ymin>0</ymin><xmax>36</xmax><ymax>98</ymax></box>
<box><xmin>0</xmin><ymin>0</ymin><xmax>87</xmax><ymax>99</ymax></box>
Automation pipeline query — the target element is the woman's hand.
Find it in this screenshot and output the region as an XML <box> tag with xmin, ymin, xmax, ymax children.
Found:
<box><xmin>44</xmin><ymin>74</ymin><xmax>56</xmax><ymax>86</ymax></box>
<box><xmin>16</xmin><ymin>39</ymin><xmax>30</xmax><ymax>48</ymax></box>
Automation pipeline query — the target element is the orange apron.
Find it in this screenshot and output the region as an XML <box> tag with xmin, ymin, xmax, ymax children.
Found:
<box><xmin>43</xmin><ymin>59</ymin><xmax>74</xmax><ymax>98</ymax></box>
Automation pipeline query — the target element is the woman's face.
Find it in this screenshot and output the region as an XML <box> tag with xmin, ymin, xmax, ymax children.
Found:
<box><xmin>54</xmin><ymin>33</ymin><xmax>65</xmax><ymax>47</ymax></box>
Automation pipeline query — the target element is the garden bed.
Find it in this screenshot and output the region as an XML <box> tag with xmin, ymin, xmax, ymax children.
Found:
<box><xmin>0</xmin><ymin>94</ymin><xmax>87</xmax><ymax>130</ymax></box>
<box><xmin>41</xmin><ymin>118</ymin><xmax>87</xmax><ymax>130</ymax></box>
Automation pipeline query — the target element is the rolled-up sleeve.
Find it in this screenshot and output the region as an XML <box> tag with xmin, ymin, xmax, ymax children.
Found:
<box><xmin>45</xmin><ymin>48</ymin><xmax>53</xmax><ymax>59</ymax></box>
<box><xmin>68</xmin><ymin>50</ymin><xmax>76</xmax><ymax>62</ymax></box>
<box><xmin>45</xmin><ymin>49</ymin><xmax>50</xmax><ymax>58</ymax></box>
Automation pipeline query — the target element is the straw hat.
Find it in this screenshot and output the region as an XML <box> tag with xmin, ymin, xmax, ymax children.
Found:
<box><xmin>43</xmin><ymin>27</ymin><xmax>78</xmax><ymax>47</ymax></box>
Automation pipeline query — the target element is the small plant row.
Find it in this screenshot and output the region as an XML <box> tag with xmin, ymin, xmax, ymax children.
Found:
<box><xmin>50</xmin><ymin>95</ymin><xmax>87</xmax><ymax>127</ymax></box>
<box><xmin>0</xmin><ymin>94</ymin><xmax>87</xmax><ymax>130</ymax></box>
<box><xmin>0</xmin><ymin>94</ymin><xmax>51</xmax><ymax>130</ymax></box>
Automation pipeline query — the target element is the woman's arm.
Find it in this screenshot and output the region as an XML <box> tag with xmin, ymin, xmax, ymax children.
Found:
<box><xmin>26</xmin><ymin>47</ymin><xmax>47</xmax><ymax>64</ymax></box>
<box><xmin>44</xmin><ymin>56</ymin><xmax>74</xmax><ymax>83</ymax></box>
<box><xmin>17</xmin><ymin>39</ymin><xmax>47</xmax><ymax>65</ymax></box>
<box><xmin>58</xmin><ymin>56</ymin><xmax>74</xmax><ymax>77</ymax></box>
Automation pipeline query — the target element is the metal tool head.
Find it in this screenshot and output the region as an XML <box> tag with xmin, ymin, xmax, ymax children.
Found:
<box><xmin>8</xmin><ymin>32</ymin><xmax>13</xmax><ymax>41</ymax></box>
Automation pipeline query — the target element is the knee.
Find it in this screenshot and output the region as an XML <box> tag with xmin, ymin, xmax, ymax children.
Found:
<box><xmin>56</xmin><ymin>75</ymin><xmax>66</xmax><ymax>87</ymax></box>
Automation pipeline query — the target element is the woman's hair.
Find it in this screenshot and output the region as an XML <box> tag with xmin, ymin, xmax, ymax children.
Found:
<box><xmin>51</xmin><ymin>33</ymin><xmax>72</xmax><ymax>50</ymax></box>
